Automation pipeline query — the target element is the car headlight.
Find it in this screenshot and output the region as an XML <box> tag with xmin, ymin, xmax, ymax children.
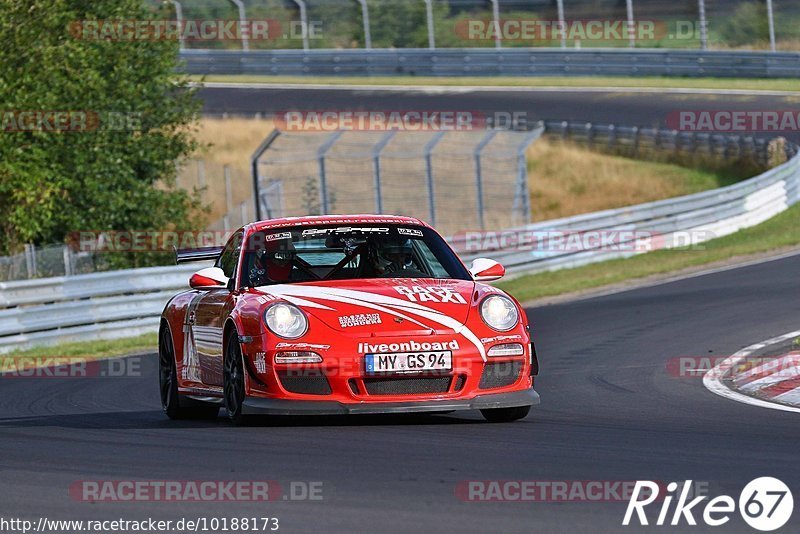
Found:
<box><xmin>264</xmin><ymin>303</ymin><xmax>308</xmax><ymax>339</ymax></box>
<box><xmin>480</xmin><ymin>295</ymin><xmax>519</xmax><ymax>331</ymax></box>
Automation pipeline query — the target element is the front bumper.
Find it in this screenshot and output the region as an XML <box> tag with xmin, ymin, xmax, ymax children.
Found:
<box><xmin>241</xmin><ymin>387</ymin><xmax>539</xmax><ymax>416</ymax></box>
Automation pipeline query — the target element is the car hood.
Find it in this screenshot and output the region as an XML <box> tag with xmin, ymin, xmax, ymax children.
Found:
<box><xmin>255</xmin><ymin>278</ymin><xmax>477</xmax><ymax>335</ymax></box>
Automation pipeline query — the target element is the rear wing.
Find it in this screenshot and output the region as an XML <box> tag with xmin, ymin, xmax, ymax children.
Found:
<box><xmin>174</xmin><ymin>246</ymin><xmax>223</xmax><ymax>264</ymax></box>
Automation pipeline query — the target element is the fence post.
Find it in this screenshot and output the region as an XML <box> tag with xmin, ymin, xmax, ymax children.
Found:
<box><xmin>24</xmin><ymin>244</ymin><xmax>36</xmax><ymax>279</ymax></box>
<box><xmin>356</xmin><ymin>0</ymin><xmax>372</xmax><ymax>49</ymax></box>
<box><xmin>697</xmin><ymin>0</ymin><xmax>708</xmax><ymax>50</ymax></box>
<box><xmin>240</xmin><ymin>201</ymin><xmax>248</xmax><ymax>226</ymax></box>
<box><xmin>229</xmin><ymin>0</ymin><xmax>249</xmax><ymax>51</ymax></box>
<box><xmin>514</xmin><ymin>126</ymin><xmax>545</xmax><ymax>226</ymax></box>
<box><xmin>490</xmin><ymin>0</ymin><xmax>502</xmax><ymax>49</ymax></box>
<box><xmin>625</xmin><ymin>0</ymin><xmax>635</xmax><ymax>48</ymax></box>
<box><xmin>474</xmin><ymin>130</ymin><xmax>499</xmax><ymax>231</ymax></box>
<box><xmin>63</xmin><ymin>245</ymin><xmax>73</xmax><ymax>277</ymax></box>
<box><xmin>424</xmin><ymin>131</ymin><xmax>446</xmax><ymax>226</ymax></box>
<box><xmin>250</xmin><ymin>130</ymin><xmax>282</xmax><ymax>221</ymax></box>
<box><xmin>197</xmin><ymin>160</ymin><xmax>206</xmax><ymax>189</ymax></box>
<box><xmin>169</xmin><ymin>1</ymin><xmax>185</xmax><ymax>51</ymax></box>
<box><xmin>607</xmin><ymin>124</ymin><xmax>616</xmax><ymax>150</ymax></box>
<box><xmin>556</xmin><ymin>0</ymin><xmax>566</xmax><ymax>48</ymax></box>
<box><xmin>424</xmin><ymin>0</ymin><xmax>436</xmax><ymax>49</ymax></box>
<box><xmin>317</xmin><ymin>131</ymin><xmax>344</xmax><ymax>215</ymax></box>
<box><xmin>372</xmin><ymin>131</ymin><xmax>397</xmax><ymax>214</ymax></box>
<box><xmin>291</xmin><ymin>0</ymin><xmax>310</xmax><ymax>51</ymax></box>
<box><xmin>766</xmin><ymin>0</ymin><xmax>776</xmax><ymax>52</ymax></box>
<box><xmin>224</xmin><ymin>165</ymin><xmax>233</xmax><ymax>215</ymax></box>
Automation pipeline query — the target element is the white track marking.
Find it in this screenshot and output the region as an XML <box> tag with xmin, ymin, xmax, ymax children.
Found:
<box><xmin>195</xmin><ymin>81</ymin><xmax>800</xmax><ymax>97</ymax></box>
<box><xmin>703</xmin><ymin>330</ymin><xmax>800</xmax><ymax>413</ymax></box>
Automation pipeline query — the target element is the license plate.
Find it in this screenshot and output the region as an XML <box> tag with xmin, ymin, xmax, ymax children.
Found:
<box><xmin>365</xmin><ymin>351</ymin><xmax>452</xmax><ymax>374</ymax></box>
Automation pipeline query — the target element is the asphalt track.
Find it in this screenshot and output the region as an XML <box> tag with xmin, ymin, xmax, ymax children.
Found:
<box><xmin>2</xmin><ymin>252</ymin><xmax>799</xmax><ymax>533</ymax></box>
<box><xmin>198</xmin><ymin>85</ymin><xmax>800</xmax><ymax>143</ymax></box>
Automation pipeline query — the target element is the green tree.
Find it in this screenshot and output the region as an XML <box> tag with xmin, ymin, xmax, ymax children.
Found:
<box><xmin>0</xmin><ymin>0</ymin><xmax>202</xmax><ymax>263</ymax></box>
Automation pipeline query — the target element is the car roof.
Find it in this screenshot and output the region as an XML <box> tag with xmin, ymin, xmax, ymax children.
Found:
<box><xmin>249</xmin><ymin>214</ymin><xmax>430</xmax><ymax>232</ymax></box>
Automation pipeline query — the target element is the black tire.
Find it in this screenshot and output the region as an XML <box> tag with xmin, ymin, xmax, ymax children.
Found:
<box><xmin>159</xmin><ymin>326</ymin><xmax>220</xmax><ymax>420</ymax></box>
<box><xmin>480</xmin><ymin>405</ymin><xmax>531</xmax><ymax>423</ymax></box>
<box><xmin>223</xmin><ymin>333</ymin><xmax>248</xmax><ymax>426</ymax></box>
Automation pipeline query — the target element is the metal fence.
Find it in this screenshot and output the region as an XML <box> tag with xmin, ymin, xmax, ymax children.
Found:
<box><xmin>179</xmin><ymin>48</ymin><xmax>800</xmax><ymax>78</ymax></box>
<box><xmin>163</xmin><ymin>0</ymin><xmax>798</xmax><ymax>53</ymax></box>
<box><xmin>245</xmin><ymin>121</ymin><xmax>785</xmax><ymax>240</ymax></box>
<box><xmin>541</xmin><ymin>120</ymin><xmax>791</xmax><ymax>167</ymax></box>
<box><xmin>251</xmin><ymin>126</ymin><xmax>545</xmax><ymax>237</ymax></box>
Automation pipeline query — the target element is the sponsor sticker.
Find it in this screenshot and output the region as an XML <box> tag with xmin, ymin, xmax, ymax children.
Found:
<box><xmin>265</xmin><ymin>232</ymin><xmax>292</xmax><ymax>242</ymax></box>
<box><xmin>394</xmin><ymin>285</ymin><xmax>467</xmax><ymax>304</ymax></box>
<box><xmin>358</xmin><ymin>340</ymin><xmax>459</xmax><ymax>354</ymax></box>
<box><xmin>398</xmin><ymin>228</ymin><xmax>424</xmax><ymax>237</ymax></box>
<box><xmin>338</xmin><ymin>313</ymin><xmax>382</xmax><ymax>329</ymax></box>
<box><xmin>480</xmin><ymin>334</ymin><xmax>524</xmax><ymax>345</ymax></box>
<box><xmin>275</xmin><ymin>342</ymin><xmax>330</xmax><ymax>351</ymax></box>
<box><xmin>301</xmin><ymin>227</ymin><xmax>390</xmax><ymax>237</ymax></box>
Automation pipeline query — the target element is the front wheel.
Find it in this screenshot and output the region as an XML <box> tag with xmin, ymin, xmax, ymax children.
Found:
<box><xmin>480</xmin><ymin>405</ymin><xmax>531</xmax><ymax>423</ymax></box>
<box><xmin>224</xmin><ymin>334</ymin><xmax>248</xmax><ymax>426</ymax></box>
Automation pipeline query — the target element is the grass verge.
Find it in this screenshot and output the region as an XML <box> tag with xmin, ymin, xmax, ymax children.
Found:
<box><xmin>2</xmin><ymin>333</ymin><xmax>157</xmax><ymax>363</ymax></box>
<box><xmin>497</xmin><ymin>202</ymin><xmax>800</xmax><ymax>303</ymax></box>
<box><xmin>193</xmin><ymin>75</ymin><xmax>800</xmax><ymax>93</ymax></box>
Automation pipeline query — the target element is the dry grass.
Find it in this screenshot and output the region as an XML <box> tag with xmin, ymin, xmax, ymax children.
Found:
<box><xmin>180</xmin><ymin>118</ymin><xmax>275</xmax><ymax>225</ymax></box>
<box><xmin>526</xmin><ymin>138</ymin><xmax>727</xmax><ymax>222</ymax></box>
<box><xmin>186</xmin><ymin>118</ymin><xmax>728</xmax><ymax>228</ymax></box>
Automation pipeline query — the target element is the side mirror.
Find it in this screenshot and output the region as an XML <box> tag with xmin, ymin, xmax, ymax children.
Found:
<box><xmin>189</xmin><ymin>267</ymin><xmax>229</xmax><ymax>290</ymax></box>
<box><xmin>469</xmin><ymin>258</ymin><xmax>506</xmax><ymax>282</ymax></box>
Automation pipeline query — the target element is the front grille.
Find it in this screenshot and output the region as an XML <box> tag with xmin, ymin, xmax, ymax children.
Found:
<box><xmin>363</xmin><ymin>376</ymin><xmax>451</xmax><ymax>395</ymax></box>
<box><xmin>479</xmin><ymin>361</ymin><xmax>522</xmax><ymax>389</ymax></box>
<box><xmin>278</xmin><ymin>371</ymin><xmax>332</xmax><ymax>395</ymax></box>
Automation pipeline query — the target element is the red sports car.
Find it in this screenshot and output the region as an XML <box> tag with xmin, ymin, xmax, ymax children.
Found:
<box><xmin>159</xmin><ymin>215</ymin><xmax>540</xmax><ymax>425</ymax></box>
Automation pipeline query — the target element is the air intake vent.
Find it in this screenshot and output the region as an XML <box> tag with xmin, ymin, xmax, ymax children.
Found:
<box><xmin>363</xmin><ymin>376</ymin><xmax>451</xmax><ymax>395</ymax></box>
<box><xmin>479</xmin><ymin>361</ymin><xmax>522</xmax><ymax>389</ymax></box>
<box><xmin>278</xmin><ymin>371</ymin><xmax>332</xmax><ymax>395</ymax></box>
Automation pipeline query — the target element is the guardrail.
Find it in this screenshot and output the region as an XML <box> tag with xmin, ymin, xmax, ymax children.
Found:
<box><xmin>0</xmin><ymin>265</ymin><xmax>202</xmax><ymax>353</ymax></box>
<box><xmin>2</xmin><ymin>133</ymin><xmax>798</xmax><ymax>352</ymax></box>
<box><xmin>179</xmin><ymin>48</ymin><xmax>800</xmax><ymax>78</ymax></box>
<box><xmin>453</xmin><ymin>151</ymin><xmax>800</xmax><ymax>276</ymax></box>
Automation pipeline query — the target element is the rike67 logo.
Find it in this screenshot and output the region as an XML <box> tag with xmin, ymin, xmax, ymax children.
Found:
<box><xmin>624</xmin><ymin>478</ymin><xmax>793</xmax><ymax>531</ymax></box>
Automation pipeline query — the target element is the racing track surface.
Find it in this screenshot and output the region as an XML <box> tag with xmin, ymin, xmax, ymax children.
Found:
<box><xmin>2</xmin><ymin>253</ymin><xmax>799</xmax><ymax>533</ymax></box>
<box><xmin>198</xmin><ymin>85</ymin><xmax>800</xmax><ymax>143</ymax></box>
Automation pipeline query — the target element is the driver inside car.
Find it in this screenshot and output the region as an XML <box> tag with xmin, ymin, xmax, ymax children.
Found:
<box><xmin>370</xmin><ymin>238</ymin><xmax>419</xmax><ymax>275</ymax></box>
<box><xmin>248</xmin><ymin>239</ymin><xmax>295</xmax><ymax>286</ymax></box>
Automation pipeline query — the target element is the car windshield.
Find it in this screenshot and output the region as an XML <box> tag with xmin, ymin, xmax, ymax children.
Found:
<box><xmin>240</xmin><ymin>224</ymin><xmax>471</xmax><ymax>287</ymax></box>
